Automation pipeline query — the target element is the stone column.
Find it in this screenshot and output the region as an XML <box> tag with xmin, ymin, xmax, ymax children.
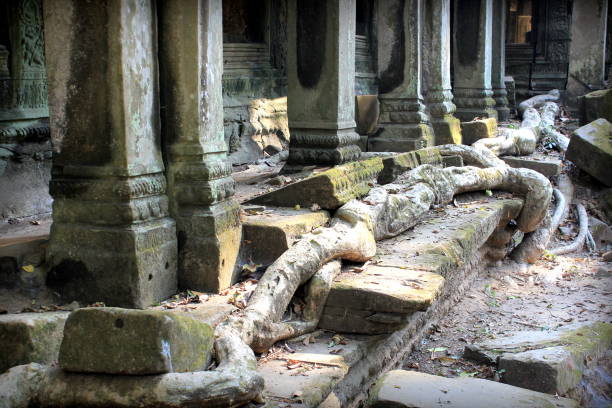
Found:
<box><xmin>43</xmin><ymin>0</ymin><xmax>177</xmax><ymax>308</ymax></box>
<box><xmin>369</xmin><ymin>0</ymin><xmax>434</xmax><ymax>152</ymax></box>
<box><xmin>491</xmin><ymin>0</ymin><xmax>510</xmax><ymax>121</ymax></box>
<box><xmin>158</xmin><ymin>0</ymin><xmax>241</xmax><ymax>292</ymax></box>
<box><xmin>422</xmin><ymin>0</ymin><xmax>462</xmax><ymax>145</ymax></box>
<box><xmin>452</xmin><ymin>0</ymin><xmax>497</xmax><ymax>121</ymax></box>
<box><xmin>286</xmin><ymin>0</ymin><xmax>361</xmax><ymax>166</ymax></box>
<box><xmin>566</xmin><ymin>0</ymin><xmax>608</xmax><ymax>108</ymax></box>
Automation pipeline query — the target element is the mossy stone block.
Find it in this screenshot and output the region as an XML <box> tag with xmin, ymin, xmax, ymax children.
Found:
<box><xmin>460</xmin><ymin>117</ymin><xmax>498</xmax><ymax>145</ymax></box>
<box><xmin>59</xmin><ymin>307</ymin><xmax>214</xmax><ymax>375</ymax></box>
<box><xmin>0</xmin><ymin>312</ymin><xmax>69</xmax><ymax>373</ymax></box>
<box><xmin>378</xmin><ymin>147</ymin><xmax>443</xmax><ymax>184</ymax></box>
<box><xmin>581</xmin><ymin>88</ymin><xmax>612</xmax><ymax>125</ymax></box>
<box><xmin>566</xmin><ymin>118</ymin><xmax>612</xmax><ymax>186</ymax></box>
<box><xmin>248</xmin><ymin>157</ymin><xmax>384</xmax><ymax>210</ymax></box>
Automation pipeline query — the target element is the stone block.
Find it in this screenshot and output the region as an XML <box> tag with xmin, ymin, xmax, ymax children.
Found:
<box><xmin>581</xmin><ymin>88</ymin><xmax>612</xmax><ymax>125</ymax></box>
<box><xmin>319</xmin><ymin>266</ymin><xmax>444</xmax><ymax>334</ymax></box>
<box><xmin>502</xmin><ymin>156</ymin><xmax>561</xmax><ymax>178</ymax></box>
<box><xmin>59</xmin><ymin>307</ymin><xmax>214</xmax><ymax>375</ymax></box>
<box><xmin>588</xmin><ymin>216</ymin><xmax>612</xmax><ymax>250</ymax></box>
<box><xmin>242</xmin><ymin>207</ymin><xmax>330</xmax><ymax>265</ymax></box>
<box><xmin>368</xmin><ymin>370</ymin><xmax>578</xmax><ymax>408</ymax></box>
<box><xmin>247</xmin><ymin>157</ymin><xmax>384</xmax><ymax>210</ymax></box>
<box><xmin>460</xmin><ymin>118</ymin><xmax>498</xmax><ymax>145</ymax></box>
<box><xmin>432</xmin><ymin>115</ymin><xmax>463</xmax><ymax>145</ymax></box>
<box><xmin>355</xmin><ymin>95</ymin><xmax>379</xmax><ymax>135</ymax></box>
<box><xmin>377</xmin><ymin>147</ymin><xmax>443</xmax><ymax>184</ymax></box>
<box><xmin>0</xmin><ymin>312</ymin><xmax>69</xmax><ymax>373</ymax></box>
<box><xmin>464</xmin><ymin>322</ymin><xmax>612</xmax><ymax>396</ymax></box>
<box><xmin>566</xmin><ymin>119</ymin><xmax>612</xmax><ymax>186</ymax></box>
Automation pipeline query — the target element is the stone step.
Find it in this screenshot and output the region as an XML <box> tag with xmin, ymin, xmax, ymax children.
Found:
<box><xmin>368</xmin><ymin>370</ymin><xmax>578</xmax><ymax>408</ymax></box>
<box><xmin>257</xmin><ymin>194</ymin><xmax>524</xmax><ymax>406</ymax></box>
<box><xmin>502</xmin><ymin>155</ymin><xmax>561</xmax><ymax>178</ymax></box>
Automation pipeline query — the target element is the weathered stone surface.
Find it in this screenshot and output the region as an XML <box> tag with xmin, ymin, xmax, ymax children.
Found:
<box><xmin>464</xmin><ymin>322</ymin><xmax>612</xmax><ymax>396</ymax></box>
<box><xmin>377</xmin><ymin>147</ymin><xmax>443</xmax><ymax>184</ymax></box>
<box><xmin>442</xmin><ymin>155</ymin><xmax>464</xmax><ymax>168</ymax></box>
<box><xmin>355</xmin><ymin>95</ymin><xmax>379</xmax><ymax>136</ymax></box>
<box><xmin>242</xmin><ymin>207</ymin><xmax>330</xmax><ymax>266</ymax></box>
<box><xmin>461</xmin><ymin>118</ymin><xmax>498</xmax><ymax>145</ymax></box>
<box><xmin>502</xmin><ymin>156</ymin><xmax>562</xmax><ymax>178</ymax></box>
<box><xmin>565</xmin><ymin>119</ymin><xmax>612</xmax><ymax>186</ymax></box>
<box><xmin>0</xmin><ymin>312</ymin><xmax>68</xmax><ymax>373</ymax></box>
<box><xmin>581</xmin><ymin>88</ymin><xmax>612</xmax><ymax>125</ymax></box>
<box><xmin>369</xmin><ymin>370</ymin><xmax>578</xmax><ymax>408</ymax></box>
<box><xmin>320</xmin><ymin>266</ymin><xmax>444</xmax><ymax>333</ymax></box>
<box><xmin>588</xmin><ymin>216</ymin><xmax>612</xmax><ymax>250</ymax></box>
<box><xmin>248</xmin><ymin>157</ymin><xmax>384</xmax><ymax>209</ymax></box>
<box><xmin>59</xmin><ymin>308</ymin><xmax>214</xmax><ymax>375</ymax></box>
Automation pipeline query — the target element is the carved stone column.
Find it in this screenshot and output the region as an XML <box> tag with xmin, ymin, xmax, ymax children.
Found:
<box><xmin>452</xmin><ymin>0</ymin><xmax>497</xmax><ymax>121</ymax></box>
<box><xmin>286</xmin><ymin>0</ymin><xmax>361</xmax><ymax>166</ymax></box>
<box><xmin>492</xmin><ymin>0</ymin><xmax>510</xmax><ymax>121</ymax></box>
<box><xmin>43</xmin><ymin>0</ymin><xmax>177</xmax><ymax>308</ymax></box>
<box><xmin>158</xmin><ymin>0</ymin><xmax>241</xmax><ymax>292</ymax></box>
<box><xmin>422</xmin><ymin>0</ymin><xmax>462</xmax><ymax>145</ymax></box>
<box><xmin>369</xmin><ymin>0</ymin><xmax>434</xmax><ymax>152</ymax></box>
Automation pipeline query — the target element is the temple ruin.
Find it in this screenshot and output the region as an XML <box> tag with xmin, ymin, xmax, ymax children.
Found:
<box><xmin>0</xmin><ymin>1</ymin><xmax>611</xmax><ymax>407</ymax></box>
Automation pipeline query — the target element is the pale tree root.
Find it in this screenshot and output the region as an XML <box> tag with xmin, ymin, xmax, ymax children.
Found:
<box><xmin>549</xmin><ymin>203</ymin><xmax>589</xmax><ymax>255</ymax></box>
<box><xmin>518</xmin><ymin>89</ymin><xmax>560</xmax><ymax>117</ymax></box>
<box><xmin>511</xmin><ymin>188</ymin><xmax>568</xmax><ymax>263</ymax></box>
<box><xmin>472</xmin><ymin>107</ymin><xmax>541</xmax><ymax>157</ymax></box>
<box><xmin>539</xmin><ymin>102</ymin><xmax>569</xmax><ymax>151</ymax></box>
<box><xmin>0</xmin><ymin>330</ymin><xmax>264</xmax><ymax>408</ymax></box>
<box><xmin>219</xmin><ymin>164</ymin><xmax>552</xmax><ymax>354</ymax></box>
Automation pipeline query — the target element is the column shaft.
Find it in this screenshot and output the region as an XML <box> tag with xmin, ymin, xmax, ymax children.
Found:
<box><xmin>369</xmin><ymin>0</ymin><xmax>434</xmax><ymax>152</ymax></box>
<box><xmin>492</xmin><ymin>0</ymin><xmax>510</xmax><ymax>121</ymax></box>
<box><xmin>452</xmin><ymin>0</ymin><xmax>497</xmax><ymax>121</ymax></box>
<box><xmin>423</xmin><ymin>0</ymin><xmax>462</xmax><ymax>145</ymax></box>
<box><xmin>286</xmin><ymin>0</ymin><xmax>361</xmax><ymax>166</ymax></box>
<box><xmin>43</xmin><ymin>0</ymin><xmax>177</xmax><ymax>308</ymax></box>
<box><xmin>159</xmin><ymin>0</ymin><xmax>241</xmax><ymax>293</ymax></box>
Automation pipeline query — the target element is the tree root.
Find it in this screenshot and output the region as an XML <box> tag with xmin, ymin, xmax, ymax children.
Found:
<box><xmin>539</xmin><ymin>102</ymin><xmax>569</xmax><ymax>151</ymax></box>
<box><xmin>549</xmin><ymin>203</ymin><xmax>589</xmax><ymax>255</ymax></box>
<box><xmin>518</xmin><ymin>89</ymin><xmax>560</xmax><ymax>117</ymax></box>
<box><xmin>511</xmin><ymin>188</ymin><xmax>568</xmax><ymax>263</ymax></box>
<box><xmin>472</xmin><ymin>108</ymin><xmax>541</xmax><ymax>157</ymax></box>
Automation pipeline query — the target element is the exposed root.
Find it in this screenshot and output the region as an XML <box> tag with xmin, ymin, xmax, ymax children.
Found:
<box><xmin>518</xmin><ymin>89</ymin><xmax>560</xmax><ymax>117</ymax></box>
<box><xmin>472</xmin><ymin>108</ymin><xmax>541</xmax><ymax>157</ymax></box>
<box><xmin>539</xmin><ymin>102</ymin><xmax>569</xmax><ymax>151</ymax></box>
<box><xmin>512</xmin><ymin>189</ymin><xmax>568</xmax><ymax>263</ymax></box>
<box><xmin>549</xmin><ymin>203</ymin><xmax>589</xmax><ymax>255</ymax></box>
<box><xmin>436</xmin><ymin>144</ymin><xmax>505</xmax><ymax>168</ymax></box>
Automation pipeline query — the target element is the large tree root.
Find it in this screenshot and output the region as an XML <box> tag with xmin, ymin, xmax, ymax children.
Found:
<box><xmin>472</xmin><ymin>108</ymin><xmax>541</xmax><ymax>157</ymax></box>
<box><xmin>511</xmin><ymin>188</ymin><xmax>568</xmax><ymax>263</ymax></box>
<box><xmin>549</xmin><ymin>203</ymin><xmax>589</xmax><ymax>255</ymax></box>
<box><xmin>539</xmin><ymin>102</ymin><xmax>569</xmax><ymax>151</ymax></box>
<box><xmin>518</xmin><ymin>89</ymin><xmax>560</xmax><ymax>117</ymax></box>
<box><xmin>218</xmin><ymin>164</ymin><xmax>551</xmax><ymax>354</ymax></box>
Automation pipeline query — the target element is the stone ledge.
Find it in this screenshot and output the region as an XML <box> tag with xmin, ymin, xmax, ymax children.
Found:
<box><xmin>501</xmin><ymin>156</ymin><xmax>561</xmax><ymax>178</ymax></box>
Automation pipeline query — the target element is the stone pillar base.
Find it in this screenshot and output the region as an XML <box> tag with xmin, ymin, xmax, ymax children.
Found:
<box><xmin>454</xmin><ymin>89</ymin><xmax>498</xmax><ymax>122</ymax></box>
<box><xmin>368</xmin><ymin>124</ymin><xmax>434</xmax><ymax>152</ymax></box>
<box><xmin>288</xmin><ymin>128</ymin><xmax>362</xmax><ymax>165</ymax></box>
<box><xmin>494</xmin><ymin>88</ymin><xmax>511</xmax><ymax>122</ymax></box>
<box><xmin>176</xmin><ymin>200</ymin><xmax>242</xmax><ymax>292</ymax></box>
<box><xmin>431</xmin><ymin>115</ymin><xmax>462</xmax><ymax>145</ymax></box>
<box><xmin>47</xmin><ymin>219</ymin><xmax>178</xmax><ymax>309</ymax></box>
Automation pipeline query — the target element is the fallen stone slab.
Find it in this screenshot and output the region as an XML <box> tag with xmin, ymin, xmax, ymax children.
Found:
<box><xmin>580</xmin><ymin>88</ymin><xmax>612</xmax><ymax>125</ymax></box>
<box><xmin>319</xmin><ymin>266</ymin><xmax>444</xmax><ymax>334</ymax></box>
<box><xmin>368</xmin><ymin>370</ymin><xmax>578</xmax><ymax>408</ymax></box>
<box><xmin>59</xmin><ymin>307</ymin><xmax>214</xmax><ymax>375</ymax></box>
<box><xmin>377</xmin><ymin>147</ymin><xmax>443</xmax><ymax>184</ymax></box>
<box><xmin>460</xmin><ymin>118</ymin><xmax>498</xmax><ymax>145</ymax></box>
<box><xmin>565</xmin><ymin>119</ymin><xmax>612</xmax><ymax>186</ymax></box>
<box><xmin>502</xmin><ymin>156</ymin><xmax>561</xmax><ymax>178</ymax></box>
<box><xmin>242</xmin><ymin>207</ymin><xmax>330</xmax><ymax>265</ymax></box>
<box><xmin>464</xmin><ymin>322</ymin><xmax>612</xmax><ymax>396</ymax></box>
<box><xmin>0</xmin><ymin>312</ymin><xmax>68</xmax><ymax>373</ymax></box>
<box><xmin>247</xmin><ymin>157</ymin><xmax>384</xmax><ymax>210</ymax></box>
